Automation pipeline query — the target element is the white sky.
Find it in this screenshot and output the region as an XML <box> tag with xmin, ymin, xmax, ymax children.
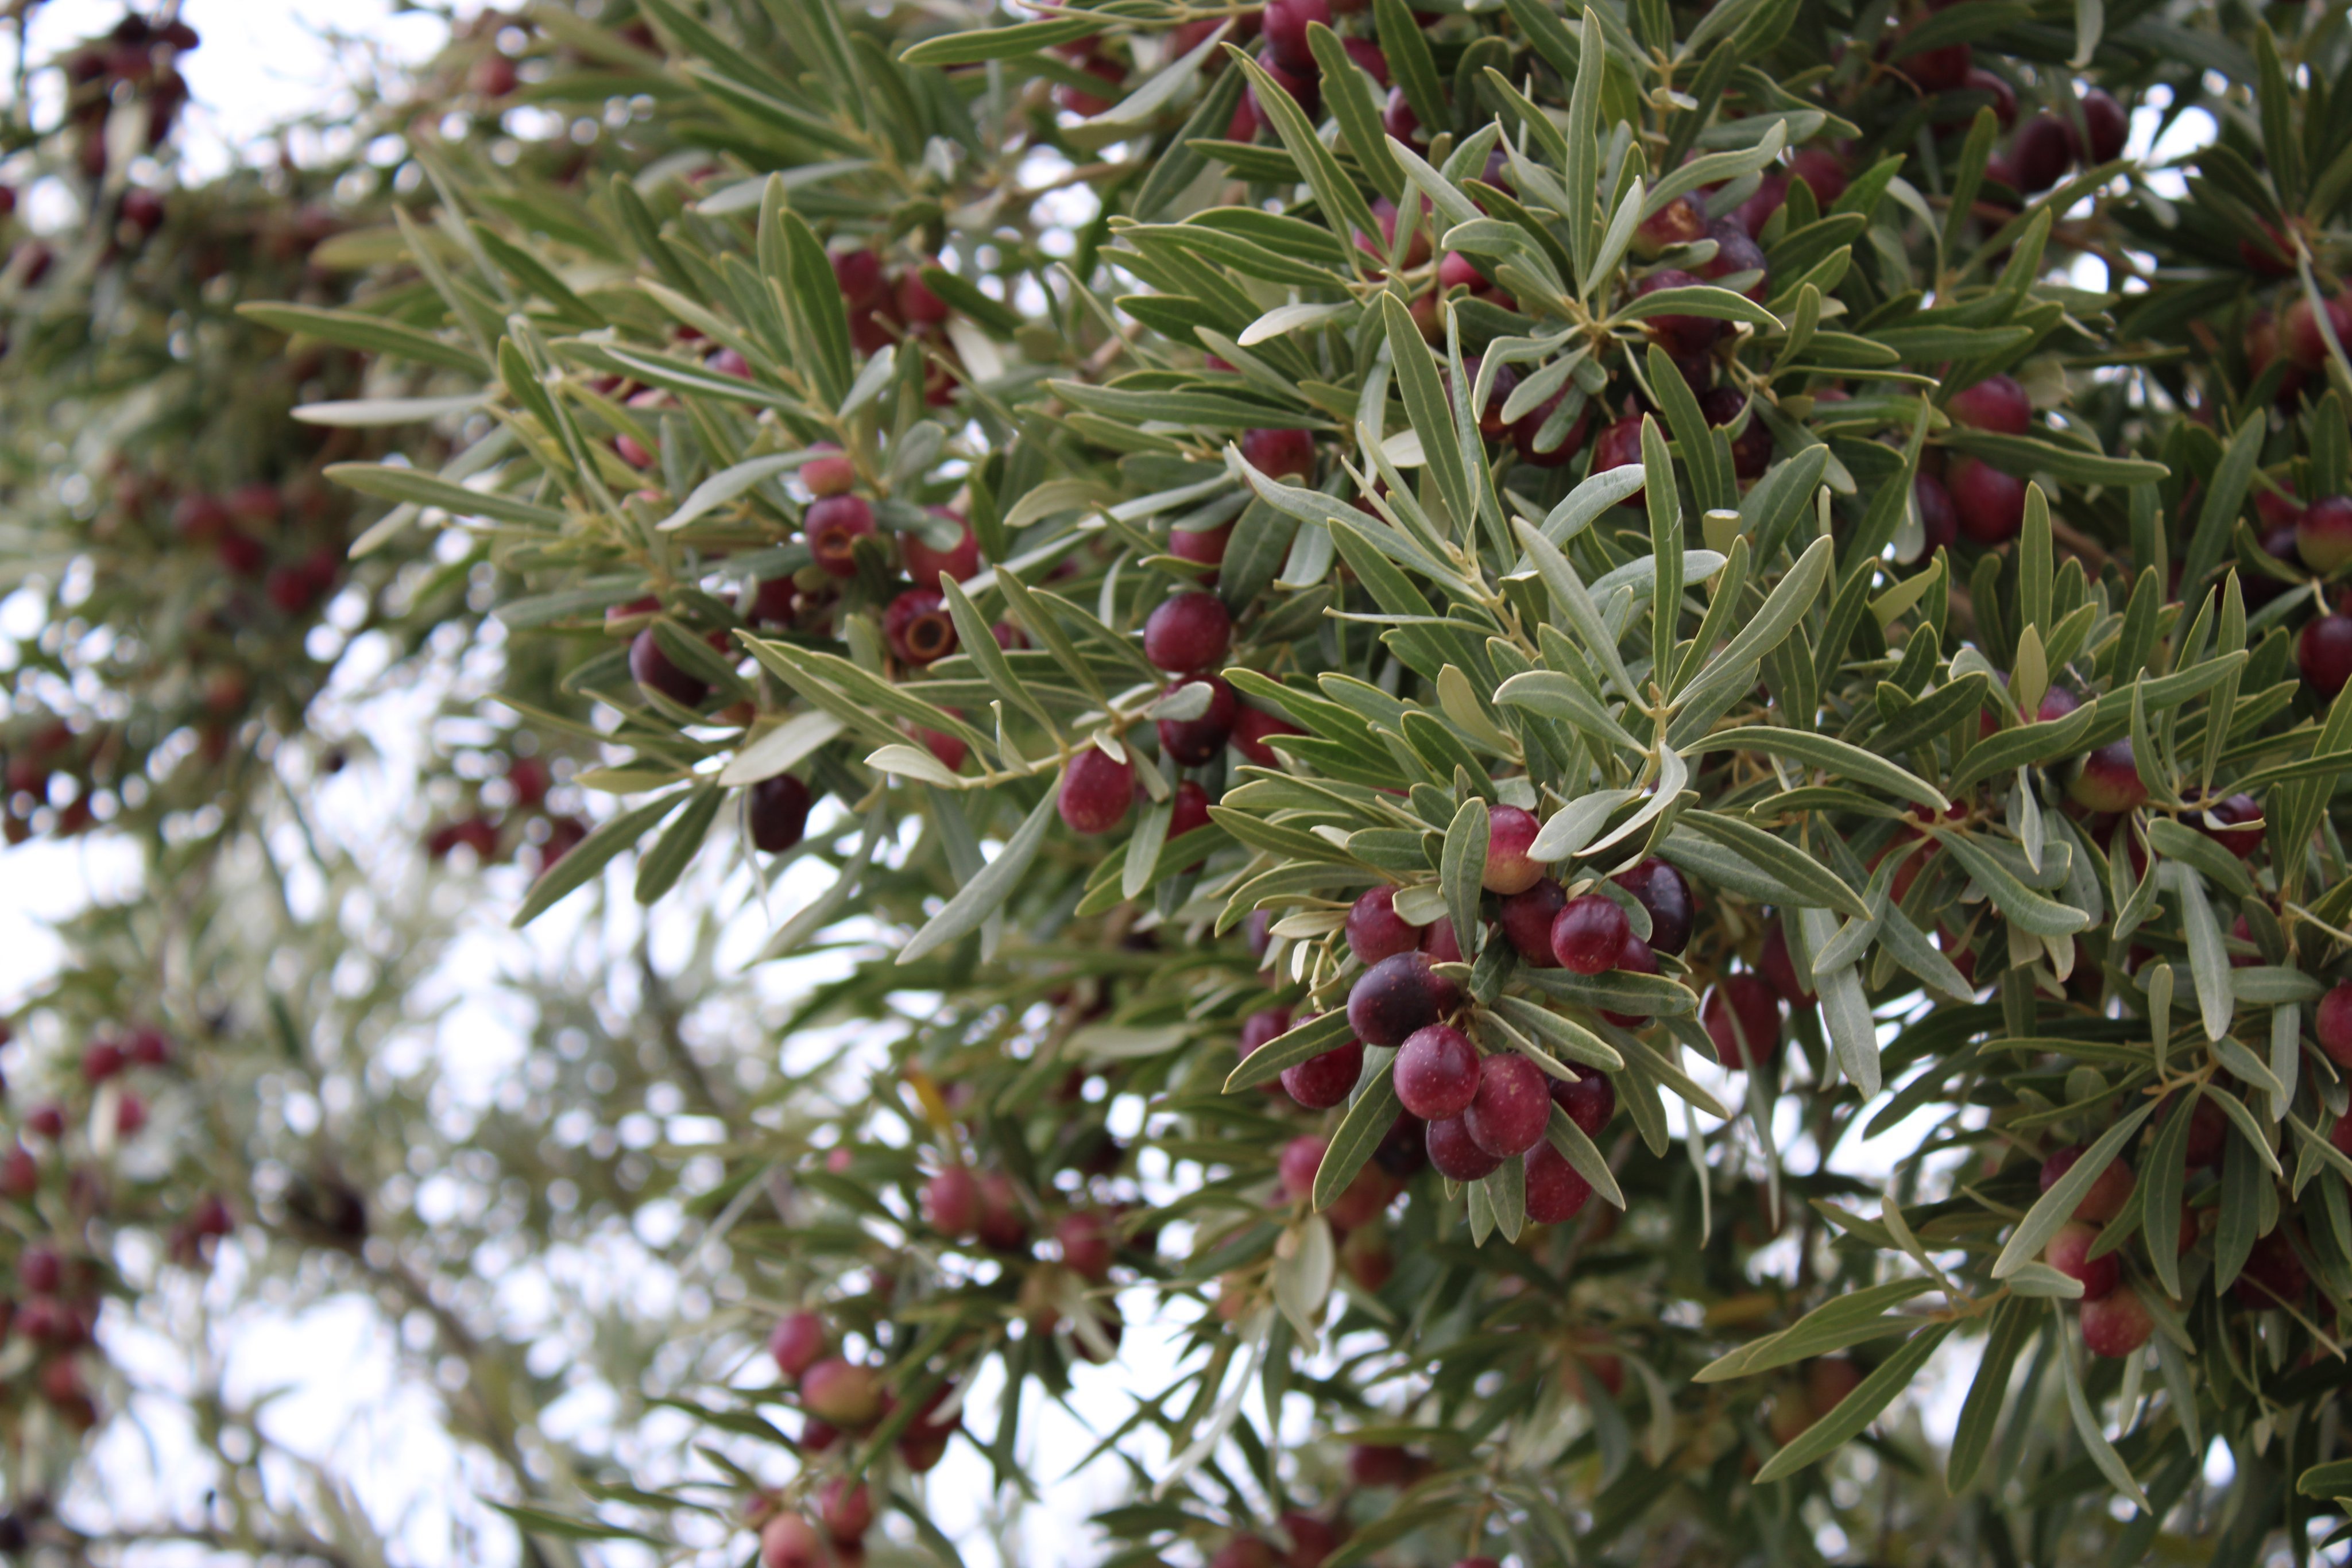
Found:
<box><xmin>16</xmin><ymin>0</ymin><xmax>462</xmax><ymax>173</ymax></box>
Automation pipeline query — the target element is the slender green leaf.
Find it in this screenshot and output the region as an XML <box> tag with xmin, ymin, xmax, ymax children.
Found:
<box><xmin>899</xmin><ymin>788</ymin><xmax>1058</xmax><ymax>963</ymax></box>
<box><xmin>1313</xmin><ymin>1063</ymin><xmax>1403</xmax><ymax>1211</ymax></box>
<box><xmin>1947</xmin><ymin>1296</ymin><xmax>2036</xmax><ymax>1490</ymax></box>
<box><xmin>1684</xmin><ymin>811</ymin><xmax>1870</xmax><ymax>919</ymax></box>
<box><xmin>512</xmin><ymin>791</ymin><xmax>691</xmax><ymax>928</ymax></box>
<box><xmin>1688</xmin><ymin>727</ymin><xmax>1946</xmax><ymax>810</ymax></box>
<box><xmin>1991</xmin><ymin>1098</ymin><xmax>2158</xmax><ymax>1277</ymax></box>
<box><xmin>1753</xmin><ymin>1322</ymin><xmax>1958</xmax><ymax>1482</ymax></box>
<box><xmin>1694</xmin><ymin>1279</ymin><xmax>1936</xmax><ymax>1381</ymax></box>
<box><xmin>239</xmin><ymin>303</ymin><xmax>491</xmax><ymax>377</ymax></box>
<box><xmin>1227</xmin><ymin>1011</ymin><xmax>1357</xmax><ymax>1093</ymax></box>
<box><xmin>326</xmin><ymin>462</ymin><xmax>568</xmax><ymax>529</ymax></box>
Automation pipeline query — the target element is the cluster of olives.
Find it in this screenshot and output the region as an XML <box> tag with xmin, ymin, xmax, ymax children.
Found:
<box><xmin>0</xmin><ymin>1022</ymin><xmax>223</xmax><ymax>1433</ymax></box>
<box><xmin>2</xmin><ymin>458</ymin><xmax>365</xmax><ymax>846</ymax></box>
<box><xmin>422</xmin><ymin>752</ymin><xmax>587</xmax><ymax>873</ymax></box>
<box><xmin>597</xmin><ymin>251</ymin><xmax>1013</xmax><ymax>864</ymax></box>
<box><xmin>755</xmin><ymin>1308</ymin><xmax>939</xmax><ymax>1567</ymax></box>
<box><xmin>2248</xmin><ymin>485</ymin><xmax>2352</xmax><ymax>698</ymax></box>
<box><xmin>1056</xmin><ymin>584</ymin><xmax>1297</xmax><ymax>838</ymax></box>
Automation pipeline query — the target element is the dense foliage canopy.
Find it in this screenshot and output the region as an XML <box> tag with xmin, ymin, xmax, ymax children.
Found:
<box><xmin>9</xmin><ymin>0</ymin><xmax>2352</xmax><ymax>1565</ymax></box>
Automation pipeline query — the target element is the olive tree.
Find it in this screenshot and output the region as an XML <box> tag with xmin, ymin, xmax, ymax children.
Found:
<box><xmin>29</xmin><ymin>0</ymin><xmax>2352</xmax><ymax>1563</ymax></box>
